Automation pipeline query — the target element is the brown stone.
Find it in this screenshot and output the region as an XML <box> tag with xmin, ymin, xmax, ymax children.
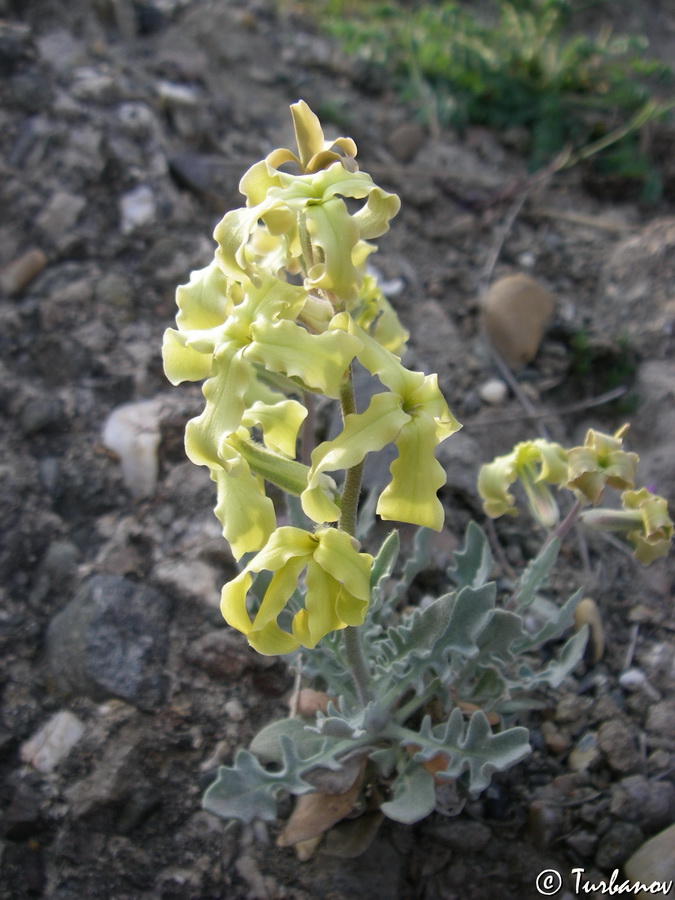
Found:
<box><xmin>482</xmin><ymin>273</ymin><xmax>555</xmax><ymax>369</ymax></box>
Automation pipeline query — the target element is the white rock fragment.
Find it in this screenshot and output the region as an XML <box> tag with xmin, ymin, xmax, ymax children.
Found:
<box><xmin>102</xmin><ymin>399</ymin><xmax>162</xmax><ymax>499</ymax></box>
<box><xmin>619</xmin><ymin>668</ymin><xmax>661</xmax><ymax>700</ymax></box>
<box><xmin>70</xmin><ymin>66</ymin><xmax>117</xmax><ymax>102</ymax></box>
<box><xmin>20</xmin><ymin>710</ymin><xmax>85</xmax><ymax>774</ymax></box>
<box><xmin>225</xmin><ymin>698</ymin><xmax>246</xmax><ymax>722</ymax></box>
<box><xmin>156</xmin><ymin>80</ymin><xmax>201</xmax><ymax>107</ymax></box>
<box><xmin>119</xmin><ymin>185</ymin><xmax>156</xmax><ymax>235</ymax></box>
<box><xmin>479</xmin><ymin>377</ymin><xmax>508</xmax><ymax>405</ymax></box>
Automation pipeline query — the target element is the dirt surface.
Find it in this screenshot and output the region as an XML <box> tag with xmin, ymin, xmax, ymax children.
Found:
<box><xmin>1</xmin><ymin>1</ymin><xmax>675</xmax><ymax>898</ymax></box>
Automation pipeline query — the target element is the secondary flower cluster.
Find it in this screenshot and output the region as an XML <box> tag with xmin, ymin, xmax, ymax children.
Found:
<box><xmin>162</xmin><ymin>102</ymin><xmax>460</xmax><ymax>653</ymax></box>
<box><xmin>478</xmin><ymin>426</ymin><xmax>673</xmax><ymax>564</ymax></box>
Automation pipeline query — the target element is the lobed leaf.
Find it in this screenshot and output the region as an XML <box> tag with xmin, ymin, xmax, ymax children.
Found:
<box><xmin>447</xmin><ymin>521</ymin><xmax>493</xmax><ymax>589</ymax></box>
<box><xmin>203</xmin><ymin>736</ymin><xmax>314</xmax><ymax>824</ymax></box>
<box><xmin>404</xmin><ymin>709</ymin><xmax>531</xmax><ymax>796</ymax></box>
<box><xmin>380</xmin><ymin>762</ymin><xmax>437</xmax><ymax>824</ymax></box>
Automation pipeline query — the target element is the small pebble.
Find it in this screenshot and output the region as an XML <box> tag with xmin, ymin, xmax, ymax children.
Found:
<box><xmin>20</xmin><ymin>710</ymin><xmax>85</xmax><ymax>773</ymax></box>
<box><xmin>156</xmin><ymin>80</ymin><xmax>201</xmax><ymax>107</ymax></box>
<box><xmin>528</xmin><ymin>801</ymin><xmax>563</xmax><ymax>848</ymax></box>
<box><xmin>541</xmin><ymin>721</ymin><xmax>571</xmax><ymax>755</ymax></box>
<box><xmin>20</xmin><ymin>395</ymin><xmax>64</xmax><ymax>437</ymax></box>
<box><xmin>36</xmin><ymin>191</ymin><xmax>86</xmax><ymax>242</ymax></box>
<box><xmin>609</xmin><ymin>774</ymin><xmax>650</xmax><ymax>822</ymax></box>
<box><xmin>568</xmin><ymin>731</ymin><xmax>601</xmax><ymax>772</ymax></box>
<box><xmin>595</xmin><ymin>822</ymin><xmax>643</xmax><ymax>870</ymax></box>
<box><xmin>47</xmin><ymin>575</ymin><xmax>171</xmax><ymax>710</ymax></box>
<box><xmin>102</xmin><ymin>399</ymin><xmax>162</xmax><ymax>498</ymax></box>
<box><xmin>224</xmin><ymin>698</ymin><xmax>245</xmax><ymax>722</ymax></box>
<box><xmin>610</xmin><ymin>775</ymin><xmax>675</xmax><ymax>831</ymax></box>
<box><xmin>0</xmin><ymin>248</ymin><xmax>47</xmax><ymax>297</ymax></box>
<box><xmin>119</xmin><ymin>185</ymin><xmax>156</xmax><ymax>235</ymax></box>
<box><xmin>478</xmin><ymin>377</ymin><xmax>508</xmax><ymax>405</ymax></box>
<box><xmin>597</xmin><ymin>719</ymin><xmax>642</xmax><ymax>774</ymax></box>
<box><xmin>645</xmin><ymin>700</ymin><xmax>675</xmax><ymax>740</ymax></box>
<box><xmin>619</xmin><ymin>668</ymin><xmax>661</xmax><ymax>700</ymax></box>
<box><xmin>565</xmin><ymin>829</ymin><xmax>598</xmax><ymax>859</ymax></box>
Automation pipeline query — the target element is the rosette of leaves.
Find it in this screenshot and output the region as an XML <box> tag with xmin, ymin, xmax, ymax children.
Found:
<box><xmin>204</xmin><ymin>523</ymin><xmax>587</xmax><ymax>850</ymax></box>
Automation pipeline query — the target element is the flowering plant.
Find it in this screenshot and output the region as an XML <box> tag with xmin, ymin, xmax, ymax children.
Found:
<box><xmin>163</xmin><ymin>102</ymin><xmax>672</xmax><ymax>854</ymax></box>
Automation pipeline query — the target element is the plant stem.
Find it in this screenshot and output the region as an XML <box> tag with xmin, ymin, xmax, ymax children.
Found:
<box><xmin>553</xmin><ymin>498</ymin><xmax>584</xmax><ymax>544</ymax></box>
<box><xmin>337</xmin><ymin>366</ymin><xmax>372</xmax><ymax>705</ymax></box>
<box><xmin>343</xmin><ymin>626</ymin><xmax>373</xmax><ymax>706</ymax></box>
<box><xmin>338</xmin><ymin>371</ymin><xmax>365</xmax><ymax>537</ymax></box>
<box><xmin>507</xmin><ymin>498</ymin><xmax>584</xmax><ymax>612</ymax></box>
<box><xmin>300</xmin><ymin>391</ymin><xmax>315</xmax><ymax>467</ymax></box>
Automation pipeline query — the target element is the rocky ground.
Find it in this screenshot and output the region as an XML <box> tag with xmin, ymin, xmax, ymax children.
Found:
<box><xmin>1</xmin><ymin>0</ymin><xmax>675</xmax><ymax>898</ymax></box>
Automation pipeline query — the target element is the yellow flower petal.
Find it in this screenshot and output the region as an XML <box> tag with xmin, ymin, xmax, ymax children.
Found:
<box><xmin>184</xmin><ymin>346</ymin><xmax>251</xmax><ymax>468</ymax></box>
<box><xmin>212</xmin><ymin>452</ymin><xmax>276</xmax><ymax>560</ymax></box>
<box><xmin>567</xmin><ymin>427</ymin><xmax>637</xmax><ymax>503</ymax></box>
<box><xmin>623</xmin><ymin>487</ymin><xmax>673</xmax><ymax>565</ymax></box>
<box><xmin>175</xmin><ymin>261</ymin><xmax>231</xmax><ymax>332</ymax></box>
<box><xmin>477</xmin><ymin>453</ymin><xmax>519</xmax><ymax>518</ymax></box>
<box><xmin>377</xmin><ymin>414</ymin><xmax>447</xmax><ymax>530</ymax></box>
<box><xmin>219</xmin><ymin>526</ymin><xmax>373</xmax><ymax>654</ymax></box>
<box><xmin>242</xmin><ymin>399</ymin><xmax>307</xmax><ymax>458</ymax></box>
<box><xmin>247</xmin><ymin>319</ymin><xmax>361</xmax><ymax>399</ymax></box>
<box><xmin>312</xmin><ymin>527</ymin><xmax>373</xmax><ymax>603</ymax></box>
<box><xmin>296</xmin><ymin>561</ymin><xmax>344</xmax><ymax>648</ymax></box>
<box><xmin>302</xmin><ymin>392</ymin><xmax>409</xmax><ymax>523</ymax></box>
<box><xmin>162</xmin><ymin>327</ymin><xmax>213</xmax><ymax>385</ymax></box>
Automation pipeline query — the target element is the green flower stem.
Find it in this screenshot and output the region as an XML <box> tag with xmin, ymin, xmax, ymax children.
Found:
<box><xmin>553</xmin><ymin>498</ymin><xmax>584</xmax><ymax>544</ymax></box>
<box><xmin>300</xmin><ymin>391</ymin><xmax>315</xmax><ymax>467</ymax></box>
<box><xmin>297</xmin><ymin>211</ymin><xmax>315</xmax><ymax>271</ymax></box>
<box><xmin>343</xmin><ymin>627</ymin><xmax>372</xmax><ymax>706</ymax></box>
<box><xmin>337</xmin><ymin>366</ymin><xmax>372</xmax><ymax>706</ymax></box>
<box><xmin>507</xmin><ymin>498</ymin><xmax>584</xmax><ymax>612</ymax></box>
<box><xmin>337</xmin><ymin>370</ymin><xmax>365</xmax><ymax>537</ymax></box>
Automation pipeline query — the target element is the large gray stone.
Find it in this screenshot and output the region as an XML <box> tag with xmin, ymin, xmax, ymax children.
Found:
<box><xmin>47</xmin><ymin>575</ymin><xmax>171</xmax><ymax>710</ymax></box>
<box><xmin>597</xmin><ymin>217</ymin><xmax>675</xmax><ymax>355</ymax></box>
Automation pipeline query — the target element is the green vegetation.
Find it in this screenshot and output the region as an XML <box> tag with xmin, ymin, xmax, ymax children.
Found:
<box><xmin>317</xmin><ymin>0</ymin><xmax>673</xmax><ymax>200</ymax></box>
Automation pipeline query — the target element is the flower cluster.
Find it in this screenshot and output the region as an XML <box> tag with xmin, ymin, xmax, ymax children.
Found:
<box><xmin>162</xmin><ymin>102</ymin><xmax>460</xmax><ymax>653</ymax></box>
<box><xmin>478</xmin><ymin>426</ymin><xmax>673</xmax><ymax>564</ymax></box>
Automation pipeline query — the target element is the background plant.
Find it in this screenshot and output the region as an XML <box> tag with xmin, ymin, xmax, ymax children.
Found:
<box><xmin>314</xmin><ymin>0</ymin><xmax>674</xmax><ymax>200</ymax></box>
